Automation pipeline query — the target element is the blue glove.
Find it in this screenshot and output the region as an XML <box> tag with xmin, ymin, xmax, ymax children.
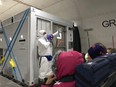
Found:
<box><xmin>47</xmin><ymin>34</ymin><xmax>54</xmax><ymax>41</ymax></box>
<box><xmin>45</xmin><ymin>55</ymin><xmax>53</xmax><ymax>61</ymax></box>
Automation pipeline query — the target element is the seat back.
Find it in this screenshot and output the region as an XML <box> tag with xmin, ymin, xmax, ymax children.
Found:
<box><xmin>75</xmin><ymin>58</ymin><xmax>111</xmax><ymax>87</ymax></box>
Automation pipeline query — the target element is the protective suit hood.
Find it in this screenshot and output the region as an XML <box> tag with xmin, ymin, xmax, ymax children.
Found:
<box><xmin>38</xmin><ymin>30</ymin><xmax>46</xmax><ymax>38</ymax></box>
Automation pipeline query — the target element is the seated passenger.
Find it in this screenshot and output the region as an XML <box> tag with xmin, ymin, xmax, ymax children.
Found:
<box><xmin>107</xmin><ymin>48</ymin><xmax>116</xmax><ymax>54</ymax></box>
<box><xmin>41</xmin><ymin>50</ymin><xmax>84</xmax><ymax>87</ymax></box>
<box><xmin>107</xmin><ymin>48</ymin><xmax>113</xmax><ymax>54</ymax></box>
<box><xmin>85</xmin><ymin>43</ymin><xmax>107</xmax><ymax>61</ymax></box>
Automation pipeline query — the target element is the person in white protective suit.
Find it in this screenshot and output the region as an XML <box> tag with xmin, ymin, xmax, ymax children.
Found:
<box><xmin>38</xmin><ymin>30</ymin><xmax>53</xmax><ymax>79</ymax></box>
<box><xmin>37</xmin><ymin>30</ymin><xmax>59</xmax><ymax>85</ymax></box>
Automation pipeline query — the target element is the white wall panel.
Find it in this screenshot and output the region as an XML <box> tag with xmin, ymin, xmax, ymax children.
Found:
<box><xmin>80</xmin><ymin>11</ymin><xmax>116</xmax><ymax>53</ymax></box>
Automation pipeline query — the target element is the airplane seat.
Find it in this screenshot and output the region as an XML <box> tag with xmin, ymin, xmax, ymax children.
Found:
<box><xmin>100</xmin><ymin>71</ymin><xmax>116</xmax><ymax>87</ymax></box>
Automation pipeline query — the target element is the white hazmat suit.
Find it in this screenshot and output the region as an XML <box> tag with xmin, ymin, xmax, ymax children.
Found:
<box><xmin>37</xmin><ymin>30</ymin><xmax>53</xmax><ymax>79</ymax></box>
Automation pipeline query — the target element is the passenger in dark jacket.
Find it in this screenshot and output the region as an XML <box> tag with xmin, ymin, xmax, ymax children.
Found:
<box><xmin>87</xmin><ymin>43</ymin><xmax>107</xmax><ymax>60</ymax></box>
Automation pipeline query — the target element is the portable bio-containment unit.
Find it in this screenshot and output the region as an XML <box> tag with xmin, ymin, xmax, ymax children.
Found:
<box><xmin>0</xmin><ymin>7</ymin><xmax>73</xmax><ymax>86</ymax></box>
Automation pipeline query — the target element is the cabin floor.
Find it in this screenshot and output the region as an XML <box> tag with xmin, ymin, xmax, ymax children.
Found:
<box><xmin>0</xmin><ymin>75</ymin><xmax>22</xmax><ymax>87</ymax></box>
